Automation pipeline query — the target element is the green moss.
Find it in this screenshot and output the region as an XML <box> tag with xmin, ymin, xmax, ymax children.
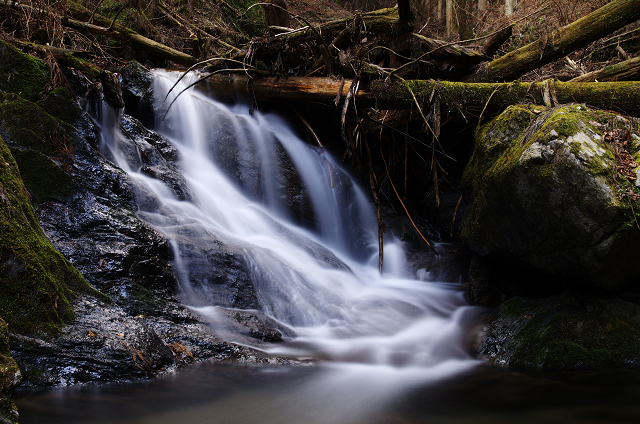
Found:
<box><xmin>494</xmin><ymin>295</ymin><xmax>640</xmax><ymax>368</ymax></box>
<box><xmin>37</xmin><ymin>87</ymin><xmax>84</xmax><ymax>125</ymax></box>
<box><xmin>0</xmin><ymin>96</ymin><xmax>73</xmax><ymax>156</ymax></box>
<box><xmin>0</xmin><ymin>136</ymin><xmax>92</xmax><ymax>336</ymax></box>
<box><xmin>0</xmin><ymin>40</ymin><xmax>49</xmax><ymax>102</ymax></box>
<box><xmin>9</xmin><ymin>148</ymin><xmax>76</xmax><ymax>202</ymax></box>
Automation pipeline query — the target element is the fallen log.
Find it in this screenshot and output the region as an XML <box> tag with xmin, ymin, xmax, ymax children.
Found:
<box><xmin>570</xmin><ymin>55</ymin><xmax>640</xmax><ymax>82</ymax></box>
<box><xmin>467</xmin><ymin>0</ymin><xmax>640</xmax><ymax>82</ymax></box>
<box><xmin>193</xmin><ymin>75</ymin><xmax>640</xmax><ymax>118</ymax></box>
<box><xmin>61</xmin><ymin>17</ymin><xmax>199</xmax><ymax>67</ymax></box>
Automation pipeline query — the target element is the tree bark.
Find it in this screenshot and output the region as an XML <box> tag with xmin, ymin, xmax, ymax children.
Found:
<box><xmin>570</xmin><ymin>55</ymin><xmax>640</xmax><ymax>82</ymax></box>
<box><xmin>262</xmin><ymin>0</ymin><xmax>290</xmax><ymax>30</ymax></box>
<box><xmin>457</xmin><ymin>0</ymin><xmax>474</xmax><ymax>41</ymax></box>
<box><xmin>466</xmin><ymin>0</ymin><xmax>640</xmax><ymax>83</ymax></box>
<box><xmin>480</xmin><ymin>25</ymin><xmax>513</xmax><ymax>57</ymax></box>
<box><xmin>195</xmin><ymin>75</ymin><xmax>640</xmax><ymax>119</ymax></box>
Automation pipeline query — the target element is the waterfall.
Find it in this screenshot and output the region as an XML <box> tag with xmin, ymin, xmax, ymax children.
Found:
<box><xmin>99</xmin><ymin>70</ymin><xmax>482</xmax><ymax>376</ymax></box>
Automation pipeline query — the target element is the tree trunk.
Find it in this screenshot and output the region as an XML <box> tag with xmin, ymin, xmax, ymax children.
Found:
<box><xmin>466</xmin><ymin>0</ymin><xmax>640</xmax><ymax>83</ymax></box>
<box><xmin>262</xmin><ymin>0</ymin><xmax>290</xmax><ymax>30</ymax></box>
<box><xmin>445</xmin><ymin>0</ymin><xmax>455</xmax><ymax>35</ymax></box>
<box><xmin>194</xmin><ymin>75</ymin><xmax>640</xmax><ymax>118</ymax></box>
<box><xmin>505</xmin><ymin>0</ymin><xmax>517</xmax><ymax>17</ymax></box>
<box><xmin>457</xmin><ymin>0</ymin><xmax>474</xmax><ymax>41</ymax></box>
<box><xmin>397</xmin><ymin>0</ymin><xmax>412</xmax><ymax>21</ymax></box>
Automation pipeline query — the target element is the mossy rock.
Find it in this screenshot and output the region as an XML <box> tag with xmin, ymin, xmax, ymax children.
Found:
<box><xmin>0</xmin><ymin>40</ymin><xmax>49</xmax><ymax>102</ymax></box>
<box><xmin>9</xmin><ymin>148</ymin><xmax>76</xmax><ymax>202</ymax></box>
<box><xmin>0</xmin><ymin>135</ymin><xmax>92</xmax><ymax>336</ymax></box>
<box><xmin>0</xmin><ymin>95</ymin><xmax>75</xmax><ymax>156</ymax></box>
<box><xmin>476</xmin><ymin>293</ymin><xmax>640</xmax><ymax>369</ymax></box>
<box><xmin>461</xmin><ymin>104</ymin><xmax>640</xmax><ymax>291</ymax></box>
<box><xmin>0</xmin><ymin>319</ymin><xmax>19</xmax><ymax>424</ymax></box>
<box><xmin>36</xmin><ymin>87</ymin><xmax>83</xmax><ymax>126</ymax></box>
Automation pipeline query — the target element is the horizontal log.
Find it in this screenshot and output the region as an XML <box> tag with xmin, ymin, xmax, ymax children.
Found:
<box><xmin>570</xmin><ymin>55</ymin><xmax>640</xmax><ymax>82</ymax></box>
<box><xmin>195</xmin><ymin>75</ymin><xmax>640</xmax><ymax>118</ymax></box>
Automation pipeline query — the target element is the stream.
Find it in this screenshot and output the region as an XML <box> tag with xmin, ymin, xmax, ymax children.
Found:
<box><xmin>13</xmin><ymin>71</ymin><xmax>640</xmax><ymax>423</ymax></box>
<box><xmin>16</xmin><ymin>363</ymin><xmax>640</xmax><ymax>423</ymax></box>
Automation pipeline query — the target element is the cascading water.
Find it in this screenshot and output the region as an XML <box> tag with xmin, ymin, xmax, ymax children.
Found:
<box><xmin>100</xmin><ymin>70</ymin><xmax>482</xmax><ymax>379</ymax></box>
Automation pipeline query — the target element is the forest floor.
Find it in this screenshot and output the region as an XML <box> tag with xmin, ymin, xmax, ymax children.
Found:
<box><xmin>0</xmin><ymin>0</ymin><xmax>637</xmax><ymax>79</ymax></box>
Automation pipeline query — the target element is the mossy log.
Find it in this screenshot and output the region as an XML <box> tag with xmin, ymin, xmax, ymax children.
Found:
<box><xmin>467</xmin><ymin>0</ymin><xmax>640</xmax><ymax>82</ymax></box>
<box><xmin>60</xmin><ymin>18</ymin><xmax>199</xmax><ymax>67</ymax></box>
<box><xmin>570</xmin><ymin>55</ymin><xmax>640</xmax><ymax>82</ymax></box>
<box><xmin>196</xmin><ymin>75</ymin><xmax>640</xmax><ymax>118</ymax></box>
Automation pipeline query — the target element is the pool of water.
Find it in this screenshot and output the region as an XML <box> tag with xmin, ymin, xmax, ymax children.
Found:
<box><xmin>15</xmin><ymin>361</ymin><xmax>640</xmax><ymax>424</ymax></box>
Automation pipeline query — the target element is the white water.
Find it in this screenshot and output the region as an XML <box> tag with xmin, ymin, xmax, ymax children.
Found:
<box><xmin>100</xmin><ymin>71</ymin><xmax>482</xmax><ymax>385</ymax></box>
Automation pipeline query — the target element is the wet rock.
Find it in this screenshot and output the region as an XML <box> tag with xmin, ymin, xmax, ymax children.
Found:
<box><xmin>10</xmin><ymin>296</ymin><xmax>174</xmax><ymax>386</ymax></box>
<box><xmin>475</xmin><ymin>292</ymin><xmax>640</xmax><ymax>369</ymax></box>
<box><xmin>120</xmin><ymin>114</ymin><xmax>191</xmax><ymax>201</ymax></box>
<box><xmin>461</xmin><ymin>104</ymin><xmax>640</xmax><ymax>293</ymax></box>
<box><xmin>120</xmin><ymin>61</ymin><xmax>155</xmax><ymax>128</ymax></box>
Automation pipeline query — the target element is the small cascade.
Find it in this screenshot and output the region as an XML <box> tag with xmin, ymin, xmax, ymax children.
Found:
<box><xmin>98</xmin><ymin>70</ymin><xmax>482</xmax><ymax>374</ymax></box>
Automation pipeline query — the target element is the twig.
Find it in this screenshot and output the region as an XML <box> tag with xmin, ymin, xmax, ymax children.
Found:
<box><xmin>476</xmin><ymin>86</ymin><xmax>500</xmax><ymax>131</ymax></box>
<box><xmin>88</xmin><ymin>0</ymin><xmax>106</xmax><ymax>24</ymax></box>
<box><xmin>164</xmin><ymin>58</ymin><xmax>255</xmax><ymax>101</ymax></box>
<box><xmin>295</xmin><ymin>111</ymin><xmax>334</xmax><ymax>188</ymax></box>
<box><xmin>380</xmin><ymin>144</ymin><xmax>438</xmax><ymax>255</ymax></box>
<box><xmin>450</xmin><ymin>194</ymin><xmax>463</xmax><ymax>239</ymax></box>
<box><xmin>161</xmin><ymin>67</ymin><xmax>265</xmax><ymax>119</ymax></box>
<box><xmin>108</xmin><ymin>4</ymin><xmax>126</xmax><ymax>31</ymax></box>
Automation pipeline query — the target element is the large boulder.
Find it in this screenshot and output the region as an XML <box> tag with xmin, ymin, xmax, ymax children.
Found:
<box><xmin>461</xmin><ymin>104</ymin><xmax>640</xmax><ymax>292</ymax></box>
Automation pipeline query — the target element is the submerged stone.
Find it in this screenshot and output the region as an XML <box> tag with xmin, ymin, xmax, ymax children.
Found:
<box><xmin>461</xmin><ymin>104</ymin><xmax>640</xmax><ymax>292</ymax></box>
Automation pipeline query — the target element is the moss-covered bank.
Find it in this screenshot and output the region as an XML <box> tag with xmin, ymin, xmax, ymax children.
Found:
<box><xmin>0</xmin><ymin>134</ymin><xmax>92</xmax><ymax>336</ymax></box>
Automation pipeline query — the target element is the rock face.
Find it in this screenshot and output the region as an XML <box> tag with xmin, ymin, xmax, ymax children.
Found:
<box><xmin>475</xmin><ymin>292</ymin><xmax>640</xmax><ymax>368</ymax></box>
<box><xmin>461</xmin><ymin>104</ymin><xmax>640</xmax><ymax>292</ymax></box>
<box><xmin>0</xmin><ymin>133</ymin><xmax>94</xmax><ymax>337</ymax></box>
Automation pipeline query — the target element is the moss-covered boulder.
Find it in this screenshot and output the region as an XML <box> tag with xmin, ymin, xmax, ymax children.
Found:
<box><xmin>476</xmin><ymin>293</ymin><xmax>640</xmax><ymax>368</ymax></box>
<box><xmin>0</xmin><ymin>319</ymin><xmax>19</xmax><ymax>424</ymax></box>
<box><xmin>0</xmin><ymin>135</ymin><xmax>92</xmax><ymax>336</ymax></box>
<box><xmin>461</xmin><ymin>104</ymin><xmax>640</xmax><ymax>292</ymax></box>
<box><xmin>0</xmin><ymin>40</ymin><xmax>48</xmax><ymax>102</ymax></box>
